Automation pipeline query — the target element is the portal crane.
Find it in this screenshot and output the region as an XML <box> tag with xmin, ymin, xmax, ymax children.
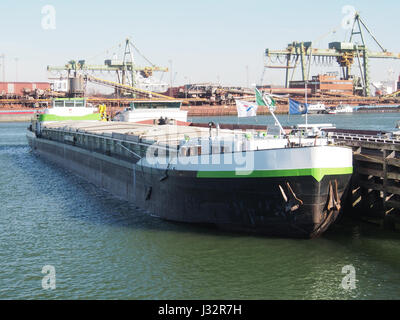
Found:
<box><xmin>47</xmin><ymin>38</ymin><xmax>168</xmax><ymax>95</ymax></box>
<box><xmin>264</xmin><ymin>13</ymin><xmax>400</xmax><ymax>96</ymax></box>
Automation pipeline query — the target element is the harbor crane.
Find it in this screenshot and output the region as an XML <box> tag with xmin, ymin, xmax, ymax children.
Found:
<box><xmin>264</xmin><ymin>13</ymin><xmax>400</xmax><ymax>96</ymax></box>
<box><xmin>47</xmin><ymin>38</ymin><xmax>169</xmax><ymax>96</ymax></box>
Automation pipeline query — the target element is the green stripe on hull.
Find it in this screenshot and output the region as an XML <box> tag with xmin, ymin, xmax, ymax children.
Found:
<box><xmin>196</xmin><ymin>167</ymin><xmax>353</xmax><ymax>182</ymax></box>
<box><xmin>39</xmin><ymin>113</ymin><xmax>101</xmax><ymax>121</ymax></box>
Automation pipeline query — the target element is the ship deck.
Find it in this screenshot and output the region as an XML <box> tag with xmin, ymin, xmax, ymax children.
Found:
<box><xmin>41</xmin><ymin>121</ymin><xmax>245</xmax><ymax>147</ymax></box>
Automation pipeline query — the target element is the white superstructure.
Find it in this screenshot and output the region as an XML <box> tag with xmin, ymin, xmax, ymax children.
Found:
<box><xmin>307</xmin><ymin>103</ymin><xmax>327</xmax><ymax>114</ymax></box>
<box><xmin>113</xmin><ymin>101</ymin><xmax>187</xmax><ymax>123</ymax></box>
<box><xmin>328</xmin><ymin>104</ymin><xmax>354</xmax><ymax>114</ymax></box>
<box><xmin>44</xmin><ymin>98</ymin><xmax>97</xmax><ymax>116</ymax></box>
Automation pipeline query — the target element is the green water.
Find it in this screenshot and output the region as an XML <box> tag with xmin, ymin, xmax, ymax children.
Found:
<box><xmin>0</xmin><ymin>117</ymin><xmax>399</xmax><ymax>300</ymax></box>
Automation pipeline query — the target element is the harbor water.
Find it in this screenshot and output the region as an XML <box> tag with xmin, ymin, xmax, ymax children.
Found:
<box><xmin>1</xmin><ymin>114</ymin><xmax>400</xmax><ymax>300</ymax></box>
<box><xmin>188</xmin><ymin>112</ymin><xmax>400</xmax><ymax>132</ymax></box>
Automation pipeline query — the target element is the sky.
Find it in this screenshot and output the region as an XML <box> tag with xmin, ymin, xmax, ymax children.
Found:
<box><xmin>0</xmin><ymin>0</ymin><xmax>399</xmax><ymax>88</ymax></box>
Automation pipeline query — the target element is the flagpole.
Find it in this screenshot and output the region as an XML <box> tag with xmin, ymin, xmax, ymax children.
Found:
<box><xmin>256</xmin><ymin>88</ymin><xmax>285</xmax><ymax>136</ymax></box>
<box><xmin>266</xmin><ymin>101</ymin><xmax>285</xmax><ymax>137</ymax></box>
<box><xmin>305</xmin><ymin>80</ymin><xmax>308</xmax><ymax>127</ymax></box>
<box><xmin>287</xmin><ymin>97</ymin><xmax>290</xmax><ymax>122</ymax></box>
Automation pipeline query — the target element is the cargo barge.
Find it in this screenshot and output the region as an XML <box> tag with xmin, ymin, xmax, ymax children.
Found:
<box><xmin>26</xmin><ymin>97</ymin><xmax>353</xmax><ymax>238</ymax></box>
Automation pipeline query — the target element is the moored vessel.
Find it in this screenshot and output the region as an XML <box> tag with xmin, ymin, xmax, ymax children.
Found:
<box><xmin>307</xmin><ymin>102</ymin><xmax>327</xmax><ymax>114</ymax></box>
<box><xmin>327</xmin><ymin>104</ymin><xmax>354</xmax><ymax>114</ymax></box>
<box><xmin>27</xmin><ymin>95</ymin><xmax>353</xmax><ymax>238</ymax></box>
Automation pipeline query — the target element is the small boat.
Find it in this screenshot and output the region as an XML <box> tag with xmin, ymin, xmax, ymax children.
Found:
<box><xmin>307</xmin><ymin>103</ymin><xmax>327</xmax><ymax>114</ymax></box>
<box><xmin>387</xmin><ymin>121</ymin><xmax>400</xmax><ymax>140</ymax></box>
<box><xmin>328</xmin><ymin>104</ymin><xmax>354</xmax><ymax>114</ymax></box>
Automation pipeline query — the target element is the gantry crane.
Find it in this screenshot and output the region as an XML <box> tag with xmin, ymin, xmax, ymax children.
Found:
<box><xmin>47</xmin><ymin>38</ymin><xmax>169</xmax><ymax>96</ymax></box>
<box><xmin>264</xmin><ymin>13</ymin><xmax>400</xmax><ymax>96</ymax></box>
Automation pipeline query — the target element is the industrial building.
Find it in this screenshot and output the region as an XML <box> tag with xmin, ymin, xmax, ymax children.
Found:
<box><xmin>289</xmin><ymin>74</ymin><xmax>354</xmax><ymax>95</ymax></box>
<box><xmin>0</xmin><ymin>82</ymin><xmax>50</xmax><ymax>98</ymax></box>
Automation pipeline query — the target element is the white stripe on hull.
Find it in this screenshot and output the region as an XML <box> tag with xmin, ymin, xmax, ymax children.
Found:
<box><xmin>139</xmin><ymin>145</ymin><xmax>353</xmax><ymax>173</ymax></box>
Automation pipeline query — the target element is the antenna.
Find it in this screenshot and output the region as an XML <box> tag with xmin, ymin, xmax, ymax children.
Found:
<box><xmin>168</xmin><ymin>59</ymin><xmax>173</xmax><ymax>90</ymax></box>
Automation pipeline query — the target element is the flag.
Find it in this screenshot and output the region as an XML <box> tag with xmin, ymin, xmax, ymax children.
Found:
<box><xmin>255</xmin><ymin>89</ymin><xmax>276</xmax><ymax>112</ymax></box>
<box><xmin>254</xmin><ymin>89</ymin><xmax>285</xmax><ymax>136</ymax></box>
<box><xmin>235</xmin><ymin>100</ymin><xmax>258</xmax><ymax>118</ymax></box>
<box><xmin>289</xmin><ymin>99</ymin><xmax>308</xmax><ymax>115</ymax></box>
<box><xmin>255</xmin><ymin>88</ymin><xmax>266</xmax><ymax>107</ymax></box>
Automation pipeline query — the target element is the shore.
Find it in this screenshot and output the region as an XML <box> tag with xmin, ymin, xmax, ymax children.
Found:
<box><xmin>1</xmin><ymin>102</ymin><xmax>400</xmax><ymax>122</ymax></box>
<box><xmin>181</xmin><ymin>104</ymin><xmax>289</xmax><ymax>116</ymax></box>
<box><xmin>0</xmin><ymin>104</ymin><xmax>289</xmax><ymax>122</ymax></box>
<box><xmin>0</xmin><ymin>110</ymin><xmax>36</xmax><ymax>122</ymax></box>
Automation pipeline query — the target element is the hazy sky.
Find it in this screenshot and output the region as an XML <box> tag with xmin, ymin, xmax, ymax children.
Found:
<box><xmin>1</xmin><ymin>0</ymin><xmax>399</xmax><ymax>87</ymax></box>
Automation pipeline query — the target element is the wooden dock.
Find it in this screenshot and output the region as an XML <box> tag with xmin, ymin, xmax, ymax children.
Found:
<box><xmin>330</xmin><ymin>131</ymin><xmax>400</xmax><ymax>231</ymax></box>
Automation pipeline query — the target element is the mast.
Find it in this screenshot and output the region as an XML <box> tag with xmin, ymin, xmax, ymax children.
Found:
<box><xmin>305</xmin><ymin>80</ymin><xmax>308</xmax><ymax>127</ymax></box>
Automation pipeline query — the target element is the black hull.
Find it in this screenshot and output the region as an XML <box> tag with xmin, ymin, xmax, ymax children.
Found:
<box><xmin>136</xmin><ymin>167</ymin><xmax>350</xmax><ymax>238</ymax></box>
<box><xmin>28</xmin><ymin>134</ymin><xmax>352</xmax><ymax>238</ymax></box>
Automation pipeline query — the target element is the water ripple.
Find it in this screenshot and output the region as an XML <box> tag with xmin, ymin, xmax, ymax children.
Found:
<box><xmin>0</xmin><ymin>122</ymin><xmax>399</xmax><ymax>299</ymax></box>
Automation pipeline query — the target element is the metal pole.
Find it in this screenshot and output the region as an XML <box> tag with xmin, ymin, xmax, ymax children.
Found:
<box><xmin>306</xmin><ymin>45</ymin><xmax>313</xmax><ymax>81</ymax></box>
<box><xmin>300</xmin><ymin>42</ymin><xmax>306</xmax><ymax>81</ymax></box>
<box><xmin>285</xmin><ymin>54</ymin><xmax>290</xmax><ymax>88</ymax></box>
<box><xmin>363</xmin><ymin>49</ymin><xmax>370</xmax><ymax>97</ymax></box>
<box><xmin>305</xmin><ymin>80</ymin><xmax>308</xmax><ymax>127</ymax></box>
<box><xmin>168</xmin><ymin>59</ymin><xmax>172</xmax><ymax>92</ymax></box>
<box><xmin>127</xmin><ymin>39</ymin><xmax>136</xmax><ymax>87</ymax></box>
<box><xmin>184</xmin><ymin>76</ymin><xmax>187</xmax><ymax>99</ymax></box>
<box><xmin>358</xmin><ymin>15</ymin><xmax>386</xmax><ymax>52</ymax></box>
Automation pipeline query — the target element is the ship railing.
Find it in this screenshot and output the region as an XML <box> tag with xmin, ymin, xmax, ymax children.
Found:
<box><xmin>42</xmin><ymin>126</ymin><xmax>242</xmax><ymax>160</ymax></box>
<box><xmin>40</xmin><ymin>127</ymin><xmax>336</xmax><ymax>162</ymax></box>
<box><xmin>329</xmin><ymin>132</ymin><xmax>400</xmax><ymax>145</ymax></box>
<box><xmin>40</xmin><ymin>127</ymin><xmax>180</xmax><ymax>162</ymax></box>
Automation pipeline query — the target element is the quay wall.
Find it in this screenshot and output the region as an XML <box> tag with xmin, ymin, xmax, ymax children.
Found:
<box><xmin>332</xmin><ymin>133</ymin><xmax>400</xmax><ymax>231</ymax></box>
